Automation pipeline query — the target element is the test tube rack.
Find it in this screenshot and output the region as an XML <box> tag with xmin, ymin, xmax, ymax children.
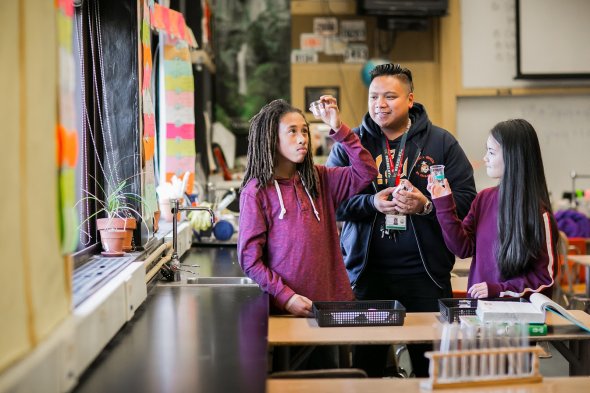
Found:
<box><xmin>421</xmin><ymin>345</ymin><xmax>544</xmax><ymax>390</ymax></box>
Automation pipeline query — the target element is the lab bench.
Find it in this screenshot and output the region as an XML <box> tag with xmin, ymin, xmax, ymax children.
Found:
<box><xmin>73</xmin><ymin>247</ymin><xmax>268</xmax><ymax>393</ymax></box>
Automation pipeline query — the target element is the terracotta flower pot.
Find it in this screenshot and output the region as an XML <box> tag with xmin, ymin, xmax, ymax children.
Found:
<box><xmin>97</xmin><ymin>217</ymin><xmax>137</xmax><ymax>251</ymax></box>
<box><xmin>153</xmin><ymin>210</ymin><xmax>161</xmax><ymax>233</ymax></box>
<box><xmin>99</xmin><ymin>229</ymin><xmax>126</xmax><ymax>257</ymax></box>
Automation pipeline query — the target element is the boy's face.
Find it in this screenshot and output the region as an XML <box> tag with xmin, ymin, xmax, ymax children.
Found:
<box><xmin>276</xmin><ymin>112</ymin><xmax>309</xmax><ymax>165</ymax></box>
<box><xmin>368</xmin><ymin>75</ymin><xmax>413</xmax><ymax>134</ymax></box>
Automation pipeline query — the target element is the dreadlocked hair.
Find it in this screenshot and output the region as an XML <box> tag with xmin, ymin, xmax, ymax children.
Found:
<box><xmin>241</xmin><ymin>99</ymin><xmax>319</xmax><ymax>198</ymax></box>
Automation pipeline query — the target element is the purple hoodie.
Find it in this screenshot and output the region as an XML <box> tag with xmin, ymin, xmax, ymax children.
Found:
<box><xmin>433</xmin><ymin>187</ymin><xmax>556</xmax><ymax>298</ymax></box>
<box><xmin>238</xmin><ymin>123</ymin><xmax>377</xmax><ymax>311</ymax></box>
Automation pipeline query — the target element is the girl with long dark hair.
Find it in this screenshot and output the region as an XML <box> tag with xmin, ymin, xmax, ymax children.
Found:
<box><xmin>427</xmin><ymin>119</ymin><xmax>558</xmax><ymax>298</ymax></box>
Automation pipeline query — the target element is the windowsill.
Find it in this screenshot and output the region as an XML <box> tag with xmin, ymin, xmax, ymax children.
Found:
<box><xmin>71</xmin><ymin>221</ymin><xmax>176</xmax><ymax>307</ymax></box>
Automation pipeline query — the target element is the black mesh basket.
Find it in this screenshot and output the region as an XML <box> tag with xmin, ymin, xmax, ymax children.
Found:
<box><xmin>439</xmin><ymin>298</ymin><xmax>478</xmax><ymax>323</ymax></box>
<box><xmin>312</xmin><ymin>300</ymin><xmax>406</xmax><ymax>327</ymax></box>
<box><xmin>439</xmin><ymin>297</ymin><xmax>523</xmax><ymax>323</ymax></box>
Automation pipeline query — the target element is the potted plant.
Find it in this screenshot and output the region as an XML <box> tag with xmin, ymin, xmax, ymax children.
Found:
<box><xmin>77</xmin><ymin>175</ymin><xmax>151</xmax><ymax>256</ymax></box>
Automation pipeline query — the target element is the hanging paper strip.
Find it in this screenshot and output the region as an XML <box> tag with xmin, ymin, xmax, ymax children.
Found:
<box><xmin>151</xmin><ymin>3</ymin><xmax>198</xmax><ymax>48</ymax></box>
<box><xmin>56</xmin><ymin>0</ymin><xmax>78</xmax><ymax>254</ymax></box>
<box><xmin>141</xmin><ymin>0</ymin><xmax>158</xmax><ymax>218</ymax></box>
<box><xmin>159</xmin><ymin>33</ymin><xmax>196</xmax><ymax>195</ymax></box>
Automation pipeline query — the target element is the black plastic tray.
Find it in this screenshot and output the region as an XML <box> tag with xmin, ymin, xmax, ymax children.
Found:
<box><xmin>312</xmin><ymin>300</ymin><xmax>406</xmax><ymax>327</ymax></box>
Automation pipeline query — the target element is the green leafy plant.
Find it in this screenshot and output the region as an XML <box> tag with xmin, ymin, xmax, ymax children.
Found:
<box><xmin>76</xmin><ymin>171</ymin><xmax>152</xmax><ymax>243</ymax></box>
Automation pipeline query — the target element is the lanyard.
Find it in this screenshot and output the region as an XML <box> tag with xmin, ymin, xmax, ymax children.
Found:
<box><xmin>382</xmin><ymin>130</ymin><xmax>408</xmax><ymax>188</ymax></box>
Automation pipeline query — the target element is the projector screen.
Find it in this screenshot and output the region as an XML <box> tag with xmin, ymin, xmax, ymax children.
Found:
<box><xmin>516</xmin><ymin>0</ymin><xmax>590</xmax><ymax>79</ymax></box>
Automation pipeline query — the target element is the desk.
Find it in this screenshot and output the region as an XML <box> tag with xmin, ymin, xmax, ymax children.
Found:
<box><xmin>269</xmin><ymin>311</ymin><xmax>590</xmax><ymax>375</ymax></box>
<box><xmin>567</xmin><ymin>254</ymin><xmax>590</xmax><ymax>297</ymax></box>
<box><xmin>267</xmin><ymin>376</ymin><xmax>590</xmax><ymax>393</ymax></box>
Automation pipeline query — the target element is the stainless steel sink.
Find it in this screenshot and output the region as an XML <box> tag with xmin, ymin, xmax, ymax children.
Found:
<box><xmin>185</xmin><ymin>276</ymin><xmax>257</xmax><ymax>286</ymax></box>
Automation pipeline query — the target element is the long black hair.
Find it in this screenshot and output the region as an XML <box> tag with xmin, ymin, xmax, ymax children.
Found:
<box><xmin>493</xmin><ymin>119</ymin><xmax>558</xmax><ymax>279</ymax></box>
<box><xmin>241</xmin><ymin>99</ymin><xmax>318</xmax><ymax>197</ymax></box>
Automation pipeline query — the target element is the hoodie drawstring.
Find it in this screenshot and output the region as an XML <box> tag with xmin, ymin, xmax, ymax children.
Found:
<box><xmin>299</xmin><ymin>174</ymin><xmax>320</xmax><ymax>222</ymax></box>
<box><xmin>273</xmin><ymin>176</ymin><xmax>320</xmax><ymax>222</ymax></box>
<box><xmin>273</xmin><ymin>180</ymin><xmax>287</xmax><ymax>219</ymax></box>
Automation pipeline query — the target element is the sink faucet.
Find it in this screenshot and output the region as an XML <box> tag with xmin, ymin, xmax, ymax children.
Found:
<box><xmin>168</xmin><ymin>198</ymin><xmax>215</xmax><ymax>280</ymax></box>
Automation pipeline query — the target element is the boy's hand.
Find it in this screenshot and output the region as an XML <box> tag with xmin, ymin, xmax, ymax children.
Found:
<box><xmin>285</xmin><ymin>294</ymin><xmax>313</xmax><ymax>317</ymax></box>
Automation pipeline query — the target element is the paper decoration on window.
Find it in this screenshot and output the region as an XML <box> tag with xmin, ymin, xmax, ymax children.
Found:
<box><xmin>151</xmin><ymin>3</ymin><xmax>198</xmax><ymax>48</ymax></box>
<box><xmin>141</xmin><ymin>0</ymin><xmax>158</xmax><ymax>218</ymax></box>
<box><xmin>313</xmin><ymin>17</ymin><xmax>338</xmax><ymax>36</ymax></box>
<box><xmin>158</xmin><ymin>35</ymin><xmax>196</xmax><ymax>195</ymax></box>
<box><xmin>56</xmin><ymin>0</ymin><xmax>79</xmax><ymax>253</ymax></box>
<box><xmin>341</xmin><ymin>20</ymin><xmax>367</xmax><ymax>42</ymax></box>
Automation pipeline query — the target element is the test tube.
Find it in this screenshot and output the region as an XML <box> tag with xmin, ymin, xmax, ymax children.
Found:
<box><xmin>460</xmin><ymin>325</ymin><xmax>469</xmax><ymax>379</ymax></box>
<box><xmin>449</xmin><ymin>323</ymin><xmax>460</xmax><ymax>380</ymax></box>
<box><xmin>487</xmin><ymin>323</ymin><xmax>497</xmax><ymax>377</ymax></box>
<box><xmin>479</xmin><ymin>322</ymin><xmax>488</xmax><ymax>377</ymax></box>
<box><xmin>521</xmin><ymin>322</ymin><xmax>530</xmax><ymax>374</ymax></box>
<box><xmin>440</xmin><ymin>323</ymin><xmax>451</xmax><ymax>379</ymax></box>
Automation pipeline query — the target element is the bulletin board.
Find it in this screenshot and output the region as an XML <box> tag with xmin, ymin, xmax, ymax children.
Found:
<box><xmin>456</xmin><ymin>95</ymin><xmax>590</xmax><ymax>200</ymax></box>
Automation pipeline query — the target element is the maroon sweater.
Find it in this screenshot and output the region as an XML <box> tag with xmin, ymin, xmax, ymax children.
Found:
<box><xmin>433</xmin><ymin>187</ymin><xmax>555</xmax><ymax>298</ymax></box>
<box><xmin>238</xmin><ymin>124</ymin><xmax>377</xmax><ymax>311</ymax></box>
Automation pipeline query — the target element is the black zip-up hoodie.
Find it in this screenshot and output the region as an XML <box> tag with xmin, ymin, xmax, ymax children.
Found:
<box><xmin>326</xmin><ymin>103</ymin><xmax>477</xmax><ymax>289</ymax></box>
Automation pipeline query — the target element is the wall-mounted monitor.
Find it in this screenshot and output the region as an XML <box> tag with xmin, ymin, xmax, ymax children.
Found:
<box><xmin>357</xmin><ymin>0</ymin><xmax>448</xmax><ymax>17</ymax></box>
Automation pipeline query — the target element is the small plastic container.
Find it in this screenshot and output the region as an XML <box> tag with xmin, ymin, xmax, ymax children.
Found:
<box><xmin>430</xmin><ymin>164</ymin><xmax>445</xmax><ymax>184</ymax></box>
<box><xmin>312</xmin><ymin>300</ymin><xmax>406</xmax><ymax>327</ymax></box>
<box><xmin>309</xmin><ymin>100</ymin><xmax>325</xmax><ymax>118</ymax></box>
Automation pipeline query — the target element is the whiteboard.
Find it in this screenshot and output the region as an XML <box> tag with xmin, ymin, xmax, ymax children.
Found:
<box><xmin>456</xmin><ymin>95</ymin><xmax>590</xmax><ymax>201</ymax></box>
<box><xmin>461</xmin><ymin>0</ymin><xmax>590</xmax><ymax>88</ymax></box>
<box><xmin>518</xmin><ymin>0</ymin><xmax>590</xmax><ymax>77</ymax></box>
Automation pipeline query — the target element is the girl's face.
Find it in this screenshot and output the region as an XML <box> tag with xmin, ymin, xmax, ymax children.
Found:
<box><xmin>484</xmin><ymin>135</ymin><xmax>504</xmax><ymax>179</ymax></box>
<box><xmin>276</xmin><ymin>112</ymin><xmax>309</xmax><ymax>166</ymax></box>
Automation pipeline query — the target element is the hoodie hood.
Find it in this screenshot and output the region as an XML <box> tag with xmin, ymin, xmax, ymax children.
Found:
<box><xmin>359</xmin><ymin>102</ymin><xmax>431</xmax><ymax>141</ymax></box>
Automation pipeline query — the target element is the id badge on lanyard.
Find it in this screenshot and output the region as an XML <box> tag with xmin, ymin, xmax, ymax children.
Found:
<box><xmin>384</xmin><ymin>132</ymin><xmax>408</xmax><ymax>232</ymax></box>
<box><xmin>385</xmin><ymin>213</ymin><xmax>406</xmax><ymax>231</ymax></box>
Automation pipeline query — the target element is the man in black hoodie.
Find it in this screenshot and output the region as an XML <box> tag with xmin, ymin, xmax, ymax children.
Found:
<box><xmin>327</xmin><ymin>64</ymin><xmax>476</xmax><ymax>377</ymax></box>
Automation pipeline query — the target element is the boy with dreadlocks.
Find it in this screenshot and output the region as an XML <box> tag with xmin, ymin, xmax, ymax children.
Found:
<box><xmin>238</xmin><ymin>98</ymin><xmax>377</xmax><ymax>317</ymax></box>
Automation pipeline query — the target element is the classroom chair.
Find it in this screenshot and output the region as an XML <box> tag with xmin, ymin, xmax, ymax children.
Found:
<box><xmin>556</xmin><ymin>232</ymin><xmax>589</xmax><ymax>309</ymax></box>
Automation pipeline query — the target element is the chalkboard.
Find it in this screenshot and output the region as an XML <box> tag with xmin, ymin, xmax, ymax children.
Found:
<box><xmin>461</xmin><ymin>0</ymin><xmax>590</xmax><ymax>88</ymax></box>
<box><xmin>456</xmin><ymin>95</ymin><xmax>590</xmax><ymax>201</ymax></box>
